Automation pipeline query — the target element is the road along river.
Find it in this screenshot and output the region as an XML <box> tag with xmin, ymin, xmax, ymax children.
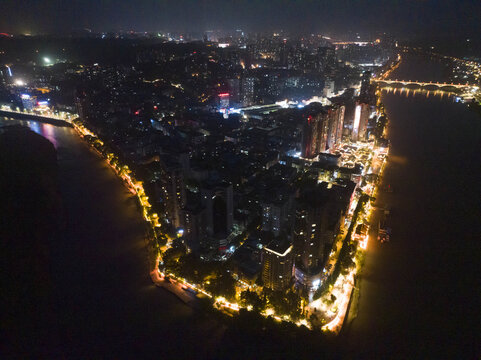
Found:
<box><xmin>342</xmin><ymin>55</ymin><xmax>481</xmax><ymax>359</ymax></box>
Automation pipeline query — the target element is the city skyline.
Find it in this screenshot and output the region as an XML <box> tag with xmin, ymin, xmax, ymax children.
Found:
<box><xmin>2</xmin><ymin>0</ymin><xmax>481</xmax><ymax>39</ymax></box>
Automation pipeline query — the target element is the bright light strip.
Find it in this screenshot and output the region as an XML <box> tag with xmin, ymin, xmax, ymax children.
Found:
<box><xmin>352</xmin><ymin>105</ymin><xmax>361</xmax><ymax>136</ymax></box>
<box><xmin>264</xmin><ymin>245</ymin><xmax>293</xmax><ymax>257</ymax></box>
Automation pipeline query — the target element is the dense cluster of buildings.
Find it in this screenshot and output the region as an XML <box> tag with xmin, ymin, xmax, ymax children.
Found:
<box><xmin>0</xmin><ymin>32</ymin><xmax>389</xmax><ymax>300</ymax></box>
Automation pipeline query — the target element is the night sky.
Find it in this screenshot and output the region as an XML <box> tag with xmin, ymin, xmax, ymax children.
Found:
<box><xmin>2</xmin><ymin>0</ymin><xmax>480</xmax><ymax>38</ymax></box>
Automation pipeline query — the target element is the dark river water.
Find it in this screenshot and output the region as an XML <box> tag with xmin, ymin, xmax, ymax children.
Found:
<box><xmin>2</xmin><ymin>54</ymin><xmax>481</xmax><ymax>359</ymax></box>
<box><xmin>0</xmin><ymin>118</ymin><xmax>222</xmax><ymax>358</ymax></box>
<box><xmin>342</xmin><ymin>55</ymin><xmax>481</xmax><ymax>359</ymax></box>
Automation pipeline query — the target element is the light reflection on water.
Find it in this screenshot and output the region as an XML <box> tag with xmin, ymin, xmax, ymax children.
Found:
<box><xmin>0</xmin><ymin>117</ymin><xmax>62</xmax><ymax>148</ymax></box>
<box><xmin>380</xmin><ymin>86</ymin><xmax>458</xmax><ymax>101</ymax></box>
<box><xmin>40</xmin><ymin>122</ymin><xmax>59</xmax><ymax>148</ymax></box>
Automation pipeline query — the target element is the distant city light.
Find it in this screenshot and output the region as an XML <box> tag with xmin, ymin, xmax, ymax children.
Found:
<box><xmin>14</xmin><ymin>79</ymin><xmax>25</xmax><ymax>86</ymax></box>
<box><xmin>276</xmin><ymin>99</ymin><xmax>289</xmax><ymax>108</ymax></box>
<box><xmin>287</xmin><ymin>149</ymin><xmax>302</xmax><ymax>158</ymax></box>
<box><xmin>43</xmin><ymin>57</ymin><xmax>51</xmax><ymax>64</ymax></box>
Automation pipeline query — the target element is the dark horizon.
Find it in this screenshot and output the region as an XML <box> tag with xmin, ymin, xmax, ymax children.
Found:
<box><xmin>2</xmin><ymin>0</ymin><xmax>481</xmax><ymax>39</ymax></box>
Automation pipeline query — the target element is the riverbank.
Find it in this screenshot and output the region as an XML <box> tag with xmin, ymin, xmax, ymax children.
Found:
<box><xmin>342</xmin><ymin>55</ymin><xmax>481</xmax><ymax>358</ymax></box>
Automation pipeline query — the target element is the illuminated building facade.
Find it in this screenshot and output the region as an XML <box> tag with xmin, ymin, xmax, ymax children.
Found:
<box><xmin>262</xmin><ymin>239</ymin><xmax>294</xmax><ymax>291</ymax></box>
<box><xmin>218</xmin><ymin>92</ymin><xmax>230</xmax><ymax>109</ymax></box>
<box><xmin>21</xmin><ymin>94</ymin><xmax>37</xmax><ymax>110</ymax></box>
<box><xmin>351</xmin><ymin>101</ymin><xmax>370</xmax><ymax>142</ymax></box>
<box><xmin>301</xmin><ymin>104</ymin><xmax>329</xmax><ymax>158</ymax></box>
<box><xmin>241</xmin><ymin>76</ymin><xmax>256</xmax><ymax>106</ymax></box>
<box><xmin>326</xmin><ymin>104</ymin><xmax>345</xmax><ymax>150</ymax></box>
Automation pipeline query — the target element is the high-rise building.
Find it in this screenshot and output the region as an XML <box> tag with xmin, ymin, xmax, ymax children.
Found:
<box><xmin>201</xmin><ymin>180</ymin><xmax>233</xmax><ymax>238</ymax></box>
<box><xmin>326</xmin><ymin>104</ymin><xmax>345</xmax><ymax>150</ymax></box>
<box><xmin>279</xmin><ymin>41</ymin><xmax>289</xmax><ymax>68</ymax></box>
<box><xmin>288</xmin><ymin>46</ymin><xmax>307</xmax><ymax>70</ymax></box>
<box><xmin>359</xmin><ymin>71</ymin><xmax>372</xmax><ymax>99</ymax></box>
<box><xmin>317</xmin><ymin>46</ymin><xmax>337</xmax><ymax>74</ymax></box>
<box><xmin>351</xmin><ymin>101</ymin><xmax>370</xmax><ymax>142</ymax></box>
<box><xmin>75</xmin><ymin>88</ymin><xmax>91</xmax><ymax>122</ymax></box>
<box><xmin>301</xmin><ymin>114</ymin><xmax>318</xmax><ymax>158</ymax></box>
<box><xmin>301</xmin><ymin>104</ymin><xmax>329</xmax><ymax>158</ymax></box>
<box><xmin>180</xmin><ymin>203</ymin><xmax>206</xmax><ymax>251</ymax></box>
<box><xmin>294</xmin><ymin>194</ymin><xmax>330</xmax><ymax>272</ymax></box>
<box><xmin>293</xmin><ymin>184</ymin><xmax>345</xmax><ymax>290</ymax></box>
<box><xmin>261</xmin><ymin>193</ymin><xmax>293</xmax><ymax>237</ymax></box>
<box><xmin>262</xmin><ymin>238</ymin><xmax>294</xmax><ymax>291</ymax></box>
<box><xmin>241</xmin><ymin>76</ymin><xmax>256</xmax><ymax>106</ymax></box>
<box><xmin>159</xmin><ymin>160</ymin><xmax>186</xmax><ymax>228</ymax></box>
<box><xmin>227</xmin><ymin>78</ymin><xmax>241</xmax><ymax>106</ymax></box>
<box><xmin>266</xmin><ymin>73</ymin><xmax>281</xmax><ymax>100</ymax></box>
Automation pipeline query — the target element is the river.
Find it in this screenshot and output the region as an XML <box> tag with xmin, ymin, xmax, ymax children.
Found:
<box><xmin>342</xmin><ymin>55</ymin><xmax>481</xmax><ymax>358</ymax></box>
<box><xmin>0</xmin><ymin>118</ymin><xmax>222</xmax><ymax>358</ymax></box>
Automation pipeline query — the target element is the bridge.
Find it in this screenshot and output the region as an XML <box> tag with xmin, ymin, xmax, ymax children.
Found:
<box><xmin>0</xmin><ymin>106</ymin><xmax>76</xmax><ymax>126</ymax></box>
<box><xmin>372</xmin><ymin>79</ymin><xmax>474</xmax><ymax>89</ymax></box>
